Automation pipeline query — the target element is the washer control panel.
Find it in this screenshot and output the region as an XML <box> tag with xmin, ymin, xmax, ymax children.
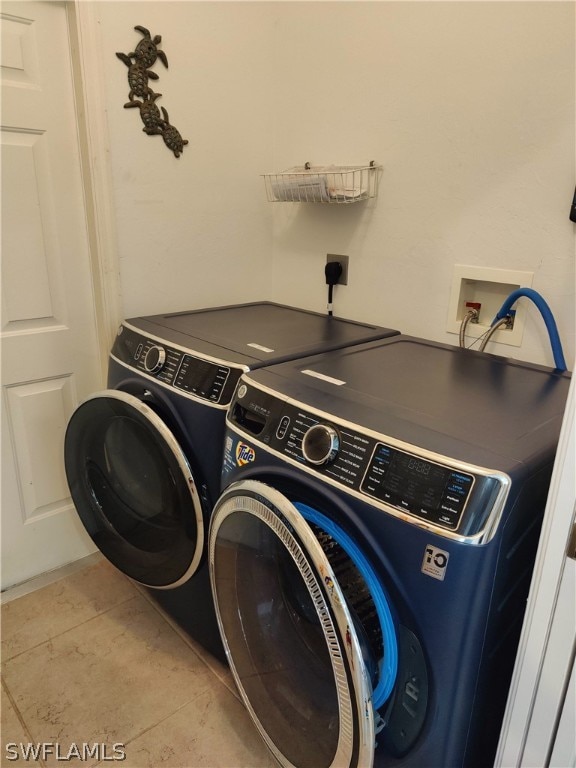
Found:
<box><xmin>111</xmin><ymin>324</ymin><xmax>241</xmax><ymax>405</ymax></box>
<box><xmin>229</xmin><ymin>380</ymin><xmax>505</xmax><ymax>537</ymax></box>
<box><xmin>360</xmin><ymin>443</ymin><xmax>474</xmax><ymax>530</ymax></box>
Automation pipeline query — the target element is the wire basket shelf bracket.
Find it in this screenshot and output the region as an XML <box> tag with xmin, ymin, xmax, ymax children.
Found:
<box><xmin>263</xmin><ymin>162</ymin><xmax>381</xmax><ymax>204</ymax></box>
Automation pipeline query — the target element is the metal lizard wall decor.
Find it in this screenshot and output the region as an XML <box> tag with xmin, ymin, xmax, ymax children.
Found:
<box><xmin>116</xmin><ymin>26</ymin><xmax>188</xmax><ymax>158</ymax></box>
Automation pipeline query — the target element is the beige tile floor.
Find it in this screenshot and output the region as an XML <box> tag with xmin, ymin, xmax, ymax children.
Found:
<box><xmin>1</xmin><ymin>557</ymin><xmax>277</xmax><ymax>768</ymax></box>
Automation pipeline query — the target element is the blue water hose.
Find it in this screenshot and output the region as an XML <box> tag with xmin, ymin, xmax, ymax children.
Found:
<box><xmin>294</xmin><ymin>502</ymin><xmax>398</xmax><ymax>709</ymax></box>
<box><xmin>492</xmin><ymin>288</ymin><xmax>567</xmax><ymax>372</ymax></box>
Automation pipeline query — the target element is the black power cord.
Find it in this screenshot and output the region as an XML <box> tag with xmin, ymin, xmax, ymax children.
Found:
<box><xmin>325</xmin><ymin>261</ymin><xmax>343</xmax><ymax>316</ymax></box>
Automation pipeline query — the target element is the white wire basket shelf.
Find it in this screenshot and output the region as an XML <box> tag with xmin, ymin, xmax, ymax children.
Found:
<box><xmin>262</xmin><ymin>162</ymin><xmax>381</xmax><ymax>204</ymax></box>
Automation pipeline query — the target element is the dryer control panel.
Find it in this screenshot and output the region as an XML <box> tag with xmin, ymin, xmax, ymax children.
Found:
<box><xmin>111</xmin><ymin>324</ymin><xmax>242</xmax><ymax>405</ymax></box>
<box><xmin>229</xmin><ymin>380</ymin><xmax>508</xmax><ymax>539</ymax></box>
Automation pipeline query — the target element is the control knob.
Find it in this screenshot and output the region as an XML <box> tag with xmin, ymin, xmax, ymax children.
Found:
<box><xmin>302</xmin><ymin>424</ymin><xmax>340</xmax><ymax>466</ymax></box>
<box><xmin>143</xmin><ymin>345</ymin><xmax>166</xmax><ymax>374</ymax></box>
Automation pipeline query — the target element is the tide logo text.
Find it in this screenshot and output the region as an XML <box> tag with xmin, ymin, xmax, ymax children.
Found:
<box><xmin>236</xmin><ymin>442</ymin><xmax>256</xmax><ymax>466</ymax></box>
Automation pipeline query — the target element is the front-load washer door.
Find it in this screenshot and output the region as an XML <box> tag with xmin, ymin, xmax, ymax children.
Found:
<box><xmin>209</xmin><ymin>479</ymin><xmax>399</xmax><ymax>768</ymax></box>
<box><xmin>64</xmin><ymin>391</ymin><xmax>204</xmax><ymax>588</ymax></box>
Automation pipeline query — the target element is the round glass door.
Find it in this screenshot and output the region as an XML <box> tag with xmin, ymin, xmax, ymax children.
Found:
<box><xmin>210</xmin><ymin>480</ymin><xmax>381</xmax><ymax>768</ymax></box>
<box><xmin>64</xmin><ymin>391</ymin><xmax>204</xmax><ymax>588</ymax></box>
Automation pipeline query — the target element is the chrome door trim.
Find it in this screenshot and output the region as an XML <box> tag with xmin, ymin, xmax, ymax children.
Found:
<box><xmin>76</xmin><ymin>390</ymin><xmax>204</xmax><ymax>589</ymax></box>
<box><xmin>209</xmin><ymin>479</ymin><xmax>375</xmax><ymax>768</ymax></box>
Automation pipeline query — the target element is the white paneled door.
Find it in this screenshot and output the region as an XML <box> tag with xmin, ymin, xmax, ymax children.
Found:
<box><xmin>1</xmin><ymin>1</ymin><xmax>102</xmax><ymax>588</ymax></box>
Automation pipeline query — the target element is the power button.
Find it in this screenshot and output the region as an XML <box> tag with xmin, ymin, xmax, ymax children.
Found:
<box><xmin>276</xmin><ymin>416</ymin><xmax>290</xmax><ymax>440</ymax></box>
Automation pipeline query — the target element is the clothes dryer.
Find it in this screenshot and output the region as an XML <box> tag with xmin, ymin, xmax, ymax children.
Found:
<box><xmin>209</xmin><ymin>336</ymin><xmax>570</xmax><ymax>766</ymax></box>
<box><xmin>64</xmin><ymin>302</ymin><xmax>398</xmax><ymax>661</ymax></box>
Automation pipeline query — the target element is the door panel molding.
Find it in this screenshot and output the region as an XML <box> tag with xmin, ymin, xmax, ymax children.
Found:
<box><xmin>68</xmin><ymin>1</ymin><xmax>123</xmax><ymax>370</ymax></box>
<box><xmin>0</xmin><ymin>1</ymin><xmax>119</xmax><ymax>587</ymax></box>
<box><xmin>5</xmin><ymin>375</ymin><xmax>76</xmax><ymax>520</ymax></box>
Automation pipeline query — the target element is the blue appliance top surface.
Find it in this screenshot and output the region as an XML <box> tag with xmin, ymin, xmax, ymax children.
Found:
<box><xmin>245</xmin><ymin>335</ymin><xmax>570</xmax><ymax>467</ymax></box>
<box><xmin>129</xmin><ymin>302</ymin><xmax>398</xmax><ymax>367</ymax></box>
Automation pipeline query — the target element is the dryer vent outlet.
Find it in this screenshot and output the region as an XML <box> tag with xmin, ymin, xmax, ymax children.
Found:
<box><xmin>326</xmin><ymin>254</ymin><xmax>349</xmax><ymax>286</ymax></box>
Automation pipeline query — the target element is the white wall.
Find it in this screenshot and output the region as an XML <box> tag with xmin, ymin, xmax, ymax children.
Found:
<box><xmin>97</xmin><ymin>2</ymin><xmax>574</xmax><ymax>369</ymax></box>
<box><xmin>269</xmin><ymin>1</ymin><xmax>575</xmax><ymax>370</ymax></box>
<box><xmin>97</xmin><ymin>1</ymin><xmax>275</xmax><ymax>317</ymax></box>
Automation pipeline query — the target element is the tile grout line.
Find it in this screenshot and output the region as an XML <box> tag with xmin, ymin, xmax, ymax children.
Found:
<box><xmin>93</xmin><ymin>682</ymin><xmax>231</xmax><ymax>767</ymax></box>
<box><xmin>2</xmin><ymin>565</ymin><xmax>261</xmax><ymax>768</ymax></box>
<box><xmin>2</xmin><ymin>593</ymin><xmax>140</xmax><ymax>663</ymax></box>
<box><xmin>1</xmin><ymin>676</ymin><xmax>48</xmax><ymax>768</ymax></box>
<box><xmin>2</xmin><ymin>588</ymin><xmax>224</xmax><ymax>768</ymax></box>
<box><xmin>132</xmin><ymin>583</ymin><xmax>242</xmax><ymax>702</ymax></box>
<box><xmin>3</xmin><ymin>562</ymin><xmax>239</xmax><ymax>696</ymax></box>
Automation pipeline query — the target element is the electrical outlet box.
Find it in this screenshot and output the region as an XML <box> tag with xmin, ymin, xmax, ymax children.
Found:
<box><xmin>447</xmin><ymin>265</ymin><xmax>533</xmax><ymax>347</ymax></box>
<box><xmin>326</xmin><ymin>254</ymin><xmax>349</xmax><ymax>286</ymax></box>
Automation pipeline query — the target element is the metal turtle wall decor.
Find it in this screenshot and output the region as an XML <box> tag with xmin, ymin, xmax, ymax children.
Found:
<box><xmin>116</xmin><ymin>26</ymin><xmax>188</xmax><ymax>158</ymax></box>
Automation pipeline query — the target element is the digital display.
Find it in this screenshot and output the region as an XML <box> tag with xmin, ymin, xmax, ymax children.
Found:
<box><xmin>361</xmin><ymin>442</ymin><xmax>474</xmax><ymax>529</ymax></box>
<box><xmin>382</xmin><ymin>451</ymin><xmax>449</xmax><ymax>511</ymax></box>
<box><xmin>174</xmin><ymin>355</ymin><xmax>230</xmax><ymax>401</ymax></box>
<box><xmin>407</xmin><ymin>457</ymin><xmax>431</xmax><ymax>475</ymax></box>
<box><xmin>186</xmin><ymin>359</ymin><xmax>217</xmax><ymax>395</ymax></box>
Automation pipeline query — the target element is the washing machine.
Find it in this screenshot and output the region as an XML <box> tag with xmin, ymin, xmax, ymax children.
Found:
<box><xmin>64</xmin><ymin>302</ymin><xmax>398</xmax><ymax>661</ymax></box>
<box><xmin>209</xmin><ymin>335</ymin><xmax>570</xmax><ymax>766</ymax></box>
